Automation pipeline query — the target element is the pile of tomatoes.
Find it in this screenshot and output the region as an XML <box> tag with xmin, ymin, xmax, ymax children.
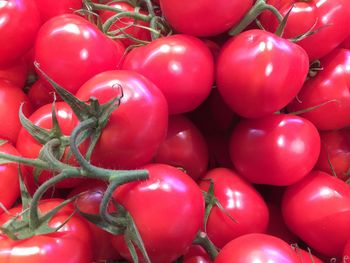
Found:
<box><xmin>1</xmin><ymin>0</ymin><xmax>350</xmax><ymax>262</ymax></box>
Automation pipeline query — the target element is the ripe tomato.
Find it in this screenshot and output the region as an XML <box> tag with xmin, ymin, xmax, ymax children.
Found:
<box><xmin>27</xmin><ymin>79</ymin><xmax>57</xmax><ymax>110</ymax></box>
<box><xmin>288</xmin><ymin>48</ymin><xmax>350</xmax><ymax>130</ymax></box>
<box><xmin>282</xmin><ymin>171</ymin><xmax>350</xmax><ymax>256</ymax></box>
<box><xmin>76</xmin><ymin>70</ymin><xmax>168</xmax><ymax>169</ymax></box>
<box><xmin>154</xmin><ymin>114</ymin><xmax>209</xmax><ymax>181</ymax></box>
<box><xmin>199</xmin><ymin>168</ymin><xmax>269</xmax><ymax>248</ymax></box>
<box><xmin>315</xmin><ymin>129</ymin><xmax>350</xmax><ymax>181</ymax></box>
<box><xmin>35</xmin><ymin>14</ymin><xmax>124</xmax><ymax>94</ymax></box>
<box><xmin>291</xmin><ymin>246</ymin><xmax>323</xmax><ymax>263</ymax></box>
<box><xmin>182</xmin><ymin>245</ymin><xmax>211</xmax><ymax>263</ymax></box>
<box><xmin>16</xmin><ymin>102</ymin><xmax>82</xmax><ymax>188</ymax></box>
<box><xmin>230</xmin><ymin>114</ymin><xmax>320</xmax><ymax>185</ymax></box>
<box><xmin>0</xmin><ymin>199</ymin><xmax>93</xmax><ymax>263</ymax></box>
<box><xmin>99</xmin><ymin>1</ymin><xmax>151</xmax><ymax>47</ymax></box>
<box><xmin>159</xmin><ymin>0</ymin><xmax>253</xmax><ymax>36</ymax></box>
<box><xmin>0</xmin><ymin>58</ymin><xmax>28</xmax><ymax>88</ymax></box>
<box><xmin>122</xmin><ymin>34</ymin><xmax>214</xmax><ymax>114</ymax></box>
<box><xmin>0</xmin><ymin>80</ymin><xmax>33</xmax><ymax>144</ymax></box>
<box><xmin>112</xmin><ymin>164</ymin><xmax>205</xmax><ymax>263</ymax></box>
<box><xmin>341</xmin><ymin>35</ymin><xmax>350</xmax><ymax>49</ymax></box>
<box><xmin>214</xmin><ymin>233</ymin><xmax>299</xmax><ymax>263</ymax></box>
<box><xmin>0</xmin><ymin>0</ymin><xmax>41</xmax><ymax>66</ymax></box>
<box><xmin>260</xmin><ymin>0</ymin><xmax>350</xmax><ymax>61</ymax></box>
<box><xmin>217</xmin><ymin>29</ymin><xmax>309</xmax><ymax>118</ymax></box>
<box><xmin>34</xmin><ymin>0</ymin><xmax>83</xmax><ymax>22</ymax></box>
<box><xmin>344</xmin><ymin>240</ymin><xmax>350</xmax><ymax>261</ymax></box>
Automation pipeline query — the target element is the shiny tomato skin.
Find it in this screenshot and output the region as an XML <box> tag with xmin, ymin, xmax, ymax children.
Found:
<box><xmin>199</xmin><ymin>168</ymin><xmax>269</xmax><ymax>248</ymax></box>
<box><xmin>217</xmin><ymin>29</ymin><xmax>309</xmax><ymax>118</ymax></box>
<box><xmin>122</xmin><ymin>34</ymin><xmax>214</xmax><ymax>114</ymax></box>
<box><xmin>0</xmin><ymin>199</ymin><xmax>93</xmax><ymax>263</ymax></box>
<box><xmin>154</xmin><ymin>114</ymin><xmax>209</xmax><ymax>181</ymax></box>
<box><xmin>34</xmin><ymin>0</ymin><xmax>82</xmax><ymax>22</ymax></box>
<box><xmin>0</xmin><ymin>0</ymin><xmax>41</xmax><ymax>66</ymax></box>
<box><xmin>288</xmin><ymin>48</ymin><xmax>350</xmax><ymax>130</ymax></box>
<box><xmin>214</xmin><ymin>233</ymin><xmax>299</xmax><ymax>263</ymax></box>
<box><xmin>182</xmin><ymin>245</ymin><xmax>211</xmax><ymax>263</ymax></box>
<box><xmin>159</xmin><ymin>0</ymin><xmax>253</xmax><ymax>37</ymax></box>
<box><xmin>112</xmin><ymin>164</ymin><xmax>205</xmax><ymax>263</ymax></box>
<box><xmin>35</xmin><ymin>14</ymin><xmax>123</xmax><ymax>94</ymax></box>
<box><xmin>230</xmin><ymin>114</ymin><xmax>320</xmax><ymax>185</ymax></box>
<box><xmin>315</xmin><ymin>129</ymin><xmax>350</xmax><ymax>181</ymax></box>
<box><xmin>76</xmin><ymin>70</ymin><xmax>168</xmax><ymax>169</ymax></box>
<box><xmin>16</xmin><ymin>102</ymin><xmax>82</xmax><ymax>188</ymax></box>
<box><xmin>282</xmin><ymin>171</ymin><xmax>350</xmax><ymax>256</ymax></box>
<box><xmin>0</xmin><ymin>80</ymin><xmax>33</xmax><ymax>144</ymax></box>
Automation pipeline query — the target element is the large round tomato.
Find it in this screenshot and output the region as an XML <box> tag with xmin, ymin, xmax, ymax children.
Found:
<box><xmin>76</xmin><ymin>70</ymin><xmax>168</xmax><ymax>169</ymax></box>
<box><xmin>34</xmin><ymin>0</ymin><xmax>82</xmax><ymax>22</ymax></box>
<box><xmin>199</xmin><ymin>168</ymin><xmax>269</xmax><ymax>248</ymax></box>
<box><xmin>122</xmin><ymin>34</ymin><xmax>214</xmax><ymax>114</ymax></box>
<box><xmin>0</xmin><ymin>0</ymin><xmax>41</xmax><ymax>66</ymax></box>
<box><xmin>112</xmin><ymin>164</ymin><xmax>205</xmax><ymax>263</ymax></box>
<box><xmin>35</xmin><ymin>14</ymin><xmax>123</xmax><ymax>94</ymax></box>
<box><xmin>154</xmin><ymin>114</ymin><xmax>209</xmax><ymax>181</ymax></box>
<box><xmin>217</xmin><ymin>29</ymin><xmax>309</xmax><ymax>118</ymax></box>
<box><xmin>214</xmin><ymin>233</ymin><xmax>299</xmax><ymax>263</ymax></box>
<box><xmin>230</xmin><ymin>114</ymin><xmax>320</xmax><ymax>185</ymax></box>
<box><xmin>288</xmin><ymin>48</ymin><xmax>350</xmax><ymax>130</ymax></box>
<box><xmin>282</xmin><ymin>171</ymin><xmax>350</xmax><ymax>256</ymax></box>
<box><xmin>159</xmin><ymin>0</ymin><xmax>253</xmax><ymax>36</ymax></box>
<box><xmin>0</xmin><ymin>199</ymin><xmax>93</xmax><ymax>263</ymax></box>
<box><xmin>0</xmin><ymin>80</ymin><xmax>33</xmax><ymax>144</ymax></box>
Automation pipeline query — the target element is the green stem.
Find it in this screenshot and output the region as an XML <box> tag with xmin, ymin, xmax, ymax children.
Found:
<box><xmin>41</xmin><ymin>139</ymin><xmax>73</xmax><ymax>171</ymax></box>
<box><xmin>0</xmin><ymin>152</ymin><xmax>52</xmax><ymax>171</ymax></box>
<box><xmin>193</xmin><ymin>231</ymin><xmax>219</xmax><ymax>260</ymax></box>
<box><xmin>141</xmin><ymin>0</ymin><xmax>155</xmax><ymax>16</ymax></box>
<box><xmin>102</xmin><ymin>11</ymin><xmax>151</xmax><ymax>34</ymax></box>
<box><xmin>228</xmin><ymin>0</ymin><xmax>283</xmax><ymax>36</ymax></box>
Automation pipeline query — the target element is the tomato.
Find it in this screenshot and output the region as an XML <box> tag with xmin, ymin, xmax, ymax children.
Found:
<box><xmin>27</xmin><ymin>79</ymin><xmax>57</xmax><ymax>110</ymax></box>
<box><xmin>230</xmin><ymin>114</ymin><xmax>320</xmax><ymax>185</ymax></box>
<box><xmin>34</xmin><ymin>0</ymin><xmax>82</xmax><ymax>22</ymax></box>
<box><xmin>182</xmin><ymin>245</ymin><xmax>211</xmax><ymax>263</ymax></box>
<box><xmin>159</xmin><ymin>0</ymin><xmax>253</xmax><ymax>37</ymax></box>
<box><xmin>206</xmin><ymin>134</ymin><xmax>234</xmax><ymax>170</ymax></box>
<box><xmin>282</xmin><ymin>171</ymin><xmax>350</xmax><ymax>257</ymax></box>
<box><xmin>0</xmin><ymin>199</ymin><xmax>92</xmax><ymax>263</ymax></box>
<box><xmin>99</xmin><ymin>1</ymin><xmax>151</xmax><ymax>47</ymax></box>
<box><xmin>291</xmin><ymin>246</ymin><xmax>323</xmax><ymax>263</ymax></box>
<box><xmin>154</xmin><ymin>114</ymin><xmax>209</xmax><ymax>181</ymax></box>
<box><xmin>288</xmin><ymin>48</ymin><xmax>350</xmax><ymax>130</ymax></box>
<box><xmin>112</xmin><ymin>163</ymin><xmax>205</xmax><ymax>263</ymax></box>
<box><xmin>76</xmin><ymin>70</ymin><xmax>168</xmax><ymax>169</ymax></box>
<box><xmin>214</xmin><ymin>233</ymin><xmax>299</xmax><ymax>263</ymax></box>
<box><xmin>344</xmin><ymin>240</ymin><xmax>350</xmax><ymax>261</ymax></box>
<box><xmin>0</xmin><ymin>58</ymin><xmax>28</xmax><ymax>88</ymax></box>
<box><xmin>0</xmin><ymin>0</ymin><xmax>41</xmax><ymax>66</ymax></box>
<box><xmin>199</xmin><ymin>168</ymin><xmax>269</xmax><ymax>249</ymax></box>
<box><xmin>68</xmin><ymin>181</ymin><xmax>121</xmax><ymax>262</ymax></box>
<box><xmin>122</xmin><ymin>34</ymin><xmax>214</xmax><ymax>114</ymax></box>
<box><xmin>260</xmin><ymin>0</ymin><xmax>350</xmax><ymax>61</ymax></box>
<box><xmin>35</xmin><ymin>14</ymin><xmax>123</xmax><ymax>94</ymax></box>
<box><xmin>0</xmin><ymin>80</ymin><xmax>33</xmax><ymax>144</ymax></box>
<box><xmin>217</xmin><ymin>29</ymin><xmax>309</xmax><ymax>118</ymax></box>
<box><xmin>341</xmin><ymin>35</ymin><xmax>350</xmax><ymax>49</ymax></box>
<box><xmin>16</xmin><ymin>102</ymin><xmax>82</xmax><ymax>188</ymax></box>
<box><xmin>315</xmin><ymin>129</ymin><xmax>350</xmax><ymax>181</ymax></box>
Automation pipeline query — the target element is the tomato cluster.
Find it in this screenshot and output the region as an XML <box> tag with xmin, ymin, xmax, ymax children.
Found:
<box><xmin>0</xmin><ymin>0</ymin><xmax>350</xmax><ymax>262</ymax></box>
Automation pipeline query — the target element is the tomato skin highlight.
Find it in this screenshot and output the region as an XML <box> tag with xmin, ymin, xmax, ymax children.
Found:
<box><xmin>217</xmin><ymin>29</ymin><xmax>309</xmax><ymax>118</ymax></box>
<box><xmin>230</xmin><ymin>114</ymin><xmax>320</xmax><ymax>186</ymax></box>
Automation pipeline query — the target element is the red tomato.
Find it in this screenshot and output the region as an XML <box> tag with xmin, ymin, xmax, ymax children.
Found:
<box><xmin>344</xmin><ymin>240</ymin><xmax>350</xmax><ymax>261</ymax></box>
<box><xmin>0</xmin><ymin>199</ymin><xmax>93</xmax><ymax>263</ymax></box>
<box><xmin>291</xmin><ymin>246</ymin><xmax>323</xmax><ymax>263</ymax></box>
<box><xmin>341</xmin><ymin>35</ymin><xmax>350</xmax><ymax>49</ymax></box>
<box><xmin>112</xmin><ymin>164</ymin><xmax>205</xmax><ymax>263</ymax></box>
<box><xmin>230</xmin><ymin>114</ymin><xmax>320</xmax><ymax>185</ymax></box>
<box><xmin>99</xmin><ymin>1</ymin><xmax>151</xmax><ymax>47</ymax></box>
<box><xmin>35</xmin><ymin>14</ymin><xmax>123</xmax><ymax>94</ymax></box>
<box><xmin>182</xmin><ymin>245</ymin><xmax>211</xmax><ymax>263</ymax></box>
<box><xmin>154</xmin><ymin>115</ymin><xmax>209</xmax><ymax>181</ymax></box>
<box><xmin>282</xmin><ymin>171</ymin><xmax>350</xmax><ymax>256</ymax></box>
<box><xmin>0</xmin><ymin>58</ymin><xmax>28</xmax><ymax>88</ymax></box>
<box><xmin>68</xmin><ymin>181</ymin><xmax>122</xmax><ymax>262</ymax></box>
<box><xmin>0</xmin><ymin>80</ymin><xmax>33</xmax><ymax>144</ymax></box>
<box><xmin>199</xmin><ymin>168</ymin><xmax>269</xmax><ymax>248</ymax></box>
<box><xmin>217</xmin><ymin>29</ymin><xmax>309</xmax><ymax>118</ymax></box>
<box><xmin>214</xmin><ymin>233</ymin><xmax>299</xmax><ymax>263</ymax></box>
<box><xmin>76</xmin><ymin>70</ymin><xmax>168</xmax><ymax>169</ymax></box>
<box><xmin>315</xmin><ymin>129</ymin><xmax>350</xmax><ymax>181</ymax></box>
<box><xmin>16</xmin><ymin>102</ymin><xmax>82</xmax><ymax>188</ymax></box>
<box><xmin>260</xmin><ymin>0</ymin><xmax>350</xmax><ymax>61</ymax></box>
<box><xmin>34</xmin><ymin>0</ymin><xmax>83</xmax><ymax>22</ymax></box>
<box><xmin>288</xmin><ymin>48</ymin><xmax>350</xmax><ymax>130</ymax></box>
<box><xmin>122</xmin><ymin>34</ymin><xmax>214</xmax><ymax>114</ymax></box>
<box><xmin>0</xmin><ymin>0</ymin><xmax>41</xmax><ymax>66</ymax></box>
<box><xmin>27</xmin><ymin>79</ymin><xmax>57</xmax><ymax>110</ymax></box>
<box><xmin>206</xmin><ymin>134</ymin><xmax>234</xmax><ymax>170</ymax></box>
<box><xmin>159</xmin><ymin>0</ymin><xmax>253</xmax><ymax>36</ymax></box>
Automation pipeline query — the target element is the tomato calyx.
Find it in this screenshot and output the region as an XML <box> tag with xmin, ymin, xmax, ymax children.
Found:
<box><xmin>193</xmin><ymin>231</ymin><xmax>218</xmax><ymax>260</ymax></box>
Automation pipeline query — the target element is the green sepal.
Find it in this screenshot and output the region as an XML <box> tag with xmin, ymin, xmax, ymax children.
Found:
<box><xmin>275</xmin><ymin>4</ymin><xmax>294</xmax><ymax>37</ymax></box>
